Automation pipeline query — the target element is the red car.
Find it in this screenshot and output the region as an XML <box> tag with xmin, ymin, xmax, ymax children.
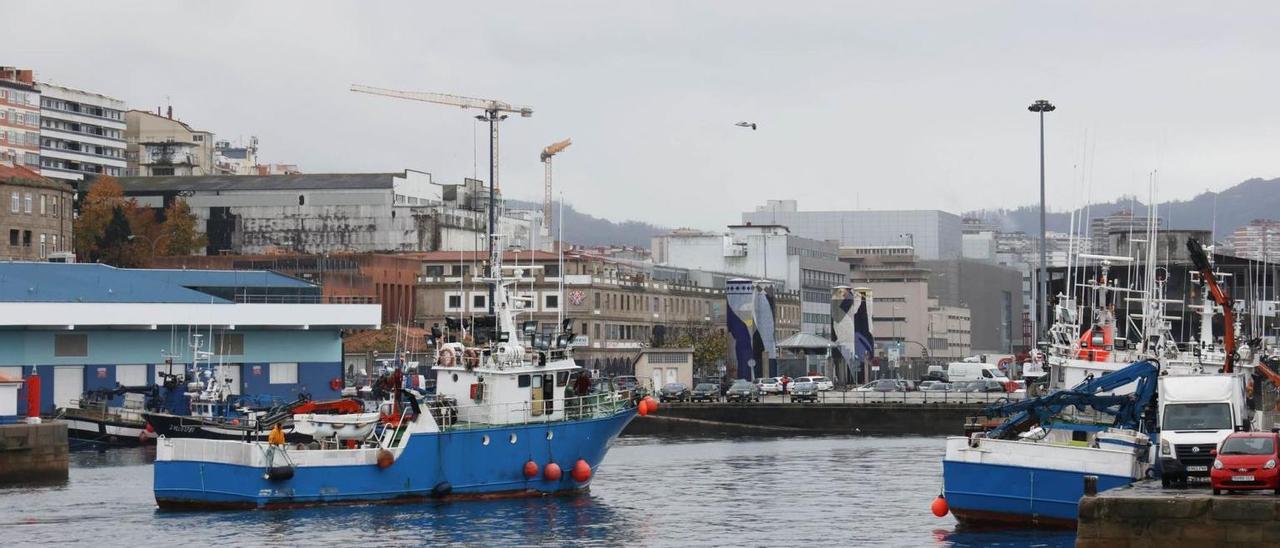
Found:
<box><xmin>1210</xmin><ymin>432</ymin><xmax>1280</xmax><ymax>496</ymax></box>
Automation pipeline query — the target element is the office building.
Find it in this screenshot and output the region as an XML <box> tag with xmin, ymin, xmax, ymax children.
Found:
<box><xmin>1227</xmin><ymin>220</ymin><xmax>1280</xmax><ymax>262</ymax></box>
<box><xmin>743</xmin><ymin>200</ymin><xmax>963</xmax><ymax>260</ymax></box>
<box><xmin>36</xmin><ymin>83</ymin><xmax>127</xmax><ymax>182</ymax></box>
<box><xmin>919</xmin><ymin>258</ymin><xmax>1024</xmax><ymax>354</ymax></box>
<box><xmin>652</xmin><ymin>224</ymin><xmax>847</xmax><ymax>336</ymax></box>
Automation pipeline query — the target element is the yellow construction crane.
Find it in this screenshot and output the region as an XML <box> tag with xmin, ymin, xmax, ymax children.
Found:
<box><xmin>540</xmin><ymin>138</ymin><xmax>571</xmax><ymax>232</ymax></box>
<box><xmin>351</xmin><ymin>83</ymin><xmax>533</xmax><ymax>314</ymax></box>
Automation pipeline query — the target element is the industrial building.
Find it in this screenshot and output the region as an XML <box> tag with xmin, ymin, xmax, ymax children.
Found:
<box><xmin>0</xmin><ymin>67</ymin><xmax>41</xmax><ymax>171</ymax></box>
<box><xmin>920</xmin><ymin>258</ymin><xmax>1024</xmax><ymax>354</ymax></box>
<box><xmin>0</xmin><ymin>262</ymin><xmax>380</xmax><ymax>414</ymax></box>
<box><xmin>1</xmin><ymin>162</ymin><xmax>72</xmax><ymax>260</ymax></box>
<box><xmin>37</xmin><ymin>83</ymin><xmax>127</xmax><ymax>182</ymax></box>
<box><xmin>742</xmin><ymin>200</ymin><xmax>963</xmax><ymax>260</ymax></box>
<box><xmin>651</xmin><ymin>224</ymin><xmax>846</xmax><ymax>336</ymax></box>
<box><xmin>80</xmin><ymin>172</ymin><xmax>547</xmax><ymax>256</ymax></box>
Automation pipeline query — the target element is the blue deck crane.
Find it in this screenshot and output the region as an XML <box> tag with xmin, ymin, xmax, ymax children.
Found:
<box><xmin>984</xmin><ymin>360</ymin><xmax>1160</xmax><ymax>440</ymax></box>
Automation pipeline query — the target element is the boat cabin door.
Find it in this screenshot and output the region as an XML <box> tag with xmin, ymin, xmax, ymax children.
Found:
<box><xmin>531</xmin><ymin>374</ymin><xmax>555</xmax><ymax>416</ymax></box>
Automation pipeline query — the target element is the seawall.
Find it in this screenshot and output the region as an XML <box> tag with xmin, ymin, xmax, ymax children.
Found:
<box><xmin>622</xmin><ymin>402</ymin><xmax>985</xmax><ymax>437</ymax></box>
<box><xmin>0</xmin><ymin>421</ymin><xmax>69</xmax><ymax>484</ymax></box>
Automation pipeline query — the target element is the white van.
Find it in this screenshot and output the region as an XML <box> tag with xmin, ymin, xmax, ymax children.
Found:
<box><xmin>946</xmin><ymin>362</ymin><xmax>1010</xmax><ymax>384</ymax></box>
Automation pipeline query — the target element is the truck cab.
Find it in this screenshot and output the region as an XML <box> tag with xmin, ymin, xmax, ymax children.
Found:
<box><xmin>1158</xmin><ymin>373</ymin><xmax>1251</xmax><ymax>486</ymax></box>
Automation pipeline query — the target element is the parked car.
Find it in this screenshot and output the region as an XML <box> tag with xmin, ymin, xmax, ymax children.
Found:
<box><xmin>658</xmin><ymin>382</ymin><xmax>691</xmax><ymax>402</ymax></box>
<box><xmin>964</xmin><ymin>380</ymin><xmax>1006</xmax><ymax>393</ymax></box>
<box><xmin>726</xmin><ymin>379</ymin><xmax>761</xmax><ymax>403</ymax></box>
<box><xmin>872</xmin><ymin>379</ymin><xmax>900</xmax><ymax>392</ymax></box>
<box><xmin>796</xmin><ymin>376</ymin><xmax>834</xmax><ymax>391</ymax></box>
<box><xmin>896</xmin><ymin>380</ymin><xmax>917</xmax><ymax>391</ymax></box>
<box><xmin>756</xmin><ymin>377</ymin><xmax>783</xmax><ymax>394</ymax></box>
<box><xmin>690</xmin><ymin>383</ymin><xmax>722</xmax><ymax>403</ymax></box>
<box><xmin>921</xmin><ymin>382</ymin><xmax>952</xmax><ymax>392</ymax></box>
<box><xmin>1211</xmin><ymin>432</ymin><xmax>1280</xmax><ymax>496</ymax></box>
<box><xmin>790</xmin><ymin>381</ymin><xmax>820</xmax><ymax>403</ymax></box>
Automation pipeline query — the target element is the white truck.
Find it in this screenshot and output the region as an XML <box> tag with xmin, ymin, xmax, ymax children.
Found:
<box><xmin>1157</xmin><ymin>373</ymin><xmax>1252</xmax><ymax>486</ymax></box>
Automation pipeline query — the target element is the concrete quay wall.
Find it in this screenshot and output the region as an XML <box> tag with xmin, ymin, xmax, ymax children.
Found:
<box><xmin>622</xmin><ymin>402</ymin><xmax>984</xmax><ymax>437</ymax></box>
<box><xmin>0</xmin><ymin>422</ymin><xmax>69</xmax><ymax>484</ymax></box>
<box><xmin>1078</xmin><ymin>482</ymin><xmax>1280</xmax><ymax>547</ymax></box>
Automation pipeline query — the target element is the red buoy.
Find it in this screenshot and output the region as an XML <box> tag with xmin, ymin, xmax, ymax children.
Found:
<box><xmin>931</xmin><ymin>495</ymin><xmax>949</xmax><ymax>517</ymax></box>
<box><xmin>637</xmin><ymin>401</ymin><xmax>649</xmax><ymax>416</ymax></box>
<box><xmin>523</xmin><ymin>460</ymin><xmax>539</xmax><ymax>478</ymax></box>
<box><xmin>644</xmin><ymin>396</ymin><xmax>658</xmax><ymax>413</ymax></box>
<box><xmin>544</xmin><ymin>462</ymin><xmax>562</xmax><ymax>481</ymax></box>
<box><xmin>572</xmin><ymin>459</ymin><xmax>592</xmax><ymax>482</ymax></box>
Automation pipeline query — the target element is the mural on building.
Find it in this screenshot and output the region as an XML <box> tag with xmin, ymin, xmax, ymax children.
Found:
<box><xmin>726</xmin><ymin>279</ymin><xmax>779</xmax><ymax>379</ymax></box>
<box><xmin>831</xmin><ymin>286</ymin><xmax>874</xmax><ymax>383</ymax></box>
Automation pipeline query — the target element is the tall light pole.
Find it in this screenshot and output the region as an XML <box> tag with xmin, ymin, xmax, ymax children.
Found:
<box><xmin>1028</xmin><ymin>99</ymin><xmax>1055</xmax><ymax>347</ymax></box>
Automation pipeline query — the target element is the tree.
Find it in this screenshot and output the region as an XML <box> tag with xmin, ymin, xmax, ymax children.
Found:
<box><xmin>74</xmin><ymin>176</ymin><xmax>127</xmax><ymax>261</ymax></box>
<box><xmin>96</xmin><ymin>205</ymin><xmax>138</xmax><ymax>267</ymax></box>
<box><xmin>159</xmin><ymin>198</ymin><xmax>208</xmax><ymax>256</ymax></box>
<box><xmin>671</xmin><ymin>328</ymin><xmax>730</xmax><ymax>375</ymax></box>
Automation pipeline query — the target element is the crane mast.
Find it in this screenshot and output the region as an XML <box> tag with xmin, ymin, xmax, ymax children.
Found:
<box><xmin>540</xmin><ymin>139</ymin><xmax>571</xmax><ymax>237</ymax></box>
<box><xmin>351</xmin><ymin>83</ymin><xmax>533</xmax><ymax>315</ymax></box>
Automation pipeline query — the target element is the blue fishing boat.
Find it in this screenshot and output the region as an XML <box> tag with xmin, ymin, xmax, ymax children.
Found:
<box><xmin>941</xmin><ymin>359</ymin><xmax>1159</xmax><ymax>527</ymax></box>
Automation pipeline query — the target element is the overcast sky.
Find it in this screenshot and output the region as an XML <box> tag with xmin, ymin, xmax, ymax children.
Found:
<box><xmin>11</xmin><ymin>2</ymin><xmax>1280</xmax><ymax>229</ymax></box>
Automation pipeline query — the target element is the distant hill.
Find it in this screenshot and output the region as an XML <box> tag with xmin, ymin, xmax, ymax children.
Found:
<box><xmin>505</xmin><ymin>199</ymin><xmax>668</xmax><ymax>248</ymax></box>
<box><xmin>968</xmin><ymin>177</ymin><xmax>1280</xmax><ymax>237</ymax></box>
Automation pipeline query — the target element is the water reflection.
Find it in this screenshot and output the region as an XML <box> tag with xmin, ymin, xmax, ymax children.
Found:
<box><xmin>1</xmin><ymin>437</ymin><xmax>1074</xmax><ymax>546</ymax></box>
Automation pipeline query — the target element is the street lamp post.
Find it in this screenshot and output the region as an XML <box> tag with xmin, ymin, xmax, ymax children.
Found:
<box><xmin>1027</xmin><ymin>99</ymin><xmax>1055</xmax><ymax>347</ymax></box>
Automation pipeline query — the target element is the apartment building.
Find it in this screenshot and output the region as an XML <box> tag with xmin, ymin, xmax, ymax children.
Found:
<box><xmin>0</xmin><ymin>67</ymin><xmax>41</xmax><ymax>171</ymax></box>
<box><xmin>1227</xmin><ymin>219</ymin><xmax>1280</xmax><ymax>262</ymax></box>
<box><xmin>37</xmin><ymin>83</ymin><xmax>127</xmax><ymax>182</ymax></box>
<box><xmin>0</xmin><ymin>161</ymin><xmax>73</xmax><ymax>260</ymax></box>
<box><xmin>125</xmin><ymin>108</ymin><xmax>215</xmax><ymax>176</ymax></box>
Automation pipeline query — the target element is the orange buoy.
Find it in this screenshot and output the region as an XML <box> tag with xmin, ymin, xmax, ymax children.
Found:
<box><xmin>377</xmin><ymin>449</ymin><xmax>395</xmax><ymax>469</ymax></box>
<box><xmin>544</xmin><ymin>462</ymin><xmax>562</xmax><ymax>481</ymax></box>
<box><xmin>524</xmin><ymin>460</ymin><xmax>539</xmax><ymax>478</ymax></box>
<box><xmin>931</xmin><ymin>495</ymin><xmax>949</xmax><ymax>517</ymax></box>
<box><xmin>645</xmin><ymin>396</ymin><xmax>658</xmax><ymax>413</ymax></box>
<box><xmin>572</xmin><ymin>459</ymin><xmax>592</xmax><ymax>482</ymax></box>
<box><xmin>637</xmin><ymin>401</ymin><xmax>649</xmax><ymax>416</ymax></box>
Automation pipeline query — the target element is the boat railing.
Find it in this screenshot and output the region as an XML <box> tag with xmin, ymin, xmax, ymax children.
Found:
<box><xmin>436</xmin><ymin>391</ymin><xmax>635</xmax><ymax>432</ymax></box>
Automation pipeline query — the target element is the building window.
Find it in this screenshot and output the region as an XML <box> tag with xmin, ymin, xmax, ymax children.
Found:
<box><xmin>38</xmin><ymin>234</ymin><xmax>45</xmax><ymax>257</ymax></box>
<box><xmin>39</xmin><ymin>194</ymin><xmax>46</xmax><ymax>215</ymax></box>
<box><xmin>423</xmin><ymin>265</ymin><xmax>444</xmax><ymax>277</ymax></box>
<box><xmin>24</xmin><ymin>193</ymin><xmax>32</xmax><ymax>213</ymax></box>
<box><xmin>51</xmin><ymin>235</ymin><xmax>57</xmax><ymax>252</ymax></box>
<box><xmin>22</xmin><ymin>230</ymin><xmax>31</xmax><ymax>246</ymax></box>
<box><xmin>54</xmin><ymin>334</ymin><xmax>89</xmax><ymax>357</ymax></box>
<box><xmin>8</xmin><ymin>192</ymin><xmax>16</xmax><ymax>213</ymax></box>
<box><xmin>269</xmin><ymin>362</ymin><xmax>298</xmax><ymax>384</ymax></box>
<box><xmin>472</xmin><ymin>294</ymin><xmax>486</xmax><ymax>310</ymax></box>
<box><xmin>593</xmin><ymin>292</ymin><xmax>600</xmax><ymax>308</ymax></box>
<box><xmin>544</xmin><ymin>264</ymin><xmax>560</xmax><ymax>278</ymax></box>
<box><xmin>50</xmin><ymin>196</ymin><xmax>58</xmax><ymax>218</ymax></box>
<box><xmin>213</xmin><ymin>333</ymin><xmax>245</xmax><ymax>355</ymax></box>
<box><xmin>544</xmin><ymin>294</ymin><xmax>559</xmax><ymax>310</ymax></box>
<box><xmin>7</xmin><ymin>229</ymin><xmax>16</xmax><ymax>246</ymax></box>
<box><xmin>447</xmin><ymin>295</ymin><xmax>462</xmax><ymax>309</ymax></box>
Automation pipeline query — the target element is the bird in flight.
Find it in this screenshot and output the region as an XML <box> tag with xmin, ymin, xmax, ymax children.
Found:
<box><xmin>735</xmin><ymin>121</ymin><xmax>757</xmax><ymax>130</ymax></box>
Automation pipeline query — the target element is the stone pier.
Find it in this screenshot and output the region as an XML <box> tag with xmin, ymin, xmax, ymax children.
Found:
<box><xmin>1077</xmin><ymin>480</ymin><xmax>1280</xmax><ymax>547</ymax></box>
<box><xmin>0</xmin><ymin>422</ymin><xmax>69</xmax><ymax>484</ymax></box>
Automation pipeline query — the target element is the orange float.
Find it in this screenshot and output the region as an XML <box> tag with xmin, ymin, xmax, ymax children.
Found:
<box><xmin>544</xmin><ymin>462</ymin><xmax>562</xmax><ymax>481</ymax></box>
<box><xmin>377</xmin><ymin>449</ymin><xmax>395</xmax><ymax>469</ymax></box>
<box><xmin>637</xmin><ymin>401</ymin><xmax>649</xmax><ymax>416</ymax></box>
<box><xmin>523</xmin><ymin>460</ymin><xmax>539</xmax><ymax>478</ymax></box>
<box><xmin>931</xmin><ymin>495</ymin><xmax>949</xmax><ymax>517</ymax></box>
<box><xmin>572</xmin><ymin>459</ymin><xmax>592</xmax><ymax>482</ymax></box>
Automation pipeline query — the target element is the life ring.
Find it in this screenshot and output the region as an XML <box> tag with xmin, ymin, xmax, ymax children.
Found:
<box><xmin>437</xmin><ymin>347</ymin><xmax>456</xmax><ymax>367</ymax></box>
<box><xmin>329</xmin><ymin>378</ymin><xmax>343</xmax><ymax>391</ymax></box>
<box><xmin>463</xmin><ymin>348</ymin><xmax>480</xmax><ymax>369</ymax></box>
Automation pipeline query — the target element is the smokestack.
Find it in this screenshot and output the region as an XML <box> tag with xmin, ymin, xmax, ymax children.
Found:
<box><xmin>167</xmin><ymin>105</ymin><xmax>173</xmax><ymax>119</ymax></box>
<box><xmin>157</xmin><ymin>106</ymin><xmax>161</xmax><ymax>116</ymax></box>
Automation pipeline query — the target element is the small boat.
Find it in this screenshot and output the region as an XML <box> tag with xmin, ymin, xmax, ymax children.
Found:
<box><xmin>60</xmin><ymin>387</ymin><xmax>161</xmax><ymax>448</ymax></box>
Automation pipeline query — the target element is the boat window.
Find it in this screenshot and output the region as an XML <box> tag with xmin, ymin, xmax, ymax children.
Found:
<box><xmin>556</xmin><ymin>371</ymin><xmax>568</xmax><ymax>386</ymax></box>
<box><xmin>532</xmin><ymin>375</ymin><xmax>543</xmax><ymax>388</ymax></box>
<box><xmin>518</xmin><ymin>374</ymin><xmax>531</xmax><ymax>388</ymax></box>
<box><xmin>482</xmin><ymin>435</ymin><xmax>490</xmax><ymax>446</ymax></box>
<box><xmin>509</xmin><ymin>433</ymin><xmax>517</xmax><ymax>444</ymax></box>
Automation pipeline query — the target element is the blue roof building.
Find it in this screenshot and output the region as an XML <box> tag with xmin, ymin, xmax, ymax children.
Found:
<box><xmin>0</xmin><ymin>263</ymin><xmax>380</xmax><ymax>414</ymax></box>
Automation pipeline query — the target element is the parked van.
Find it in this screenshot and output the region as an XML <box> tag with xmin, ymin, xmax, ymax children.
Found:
<box><xmin>946</xmin><ymin>362</ymin><xmax>1010</xmax><ymax>384</ymax></box>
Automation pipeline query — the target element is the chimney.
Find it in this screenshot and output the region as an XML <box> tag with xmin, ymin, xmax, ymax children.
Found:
<box><xmin>167</xmin><ymin>105</ymin><xmax>173</xmax><ymax>119</ymax></box>
<box><xmin>157</xmin><ymin>106</ymin><xmax>162</xmax><ymax>116</ymax></box>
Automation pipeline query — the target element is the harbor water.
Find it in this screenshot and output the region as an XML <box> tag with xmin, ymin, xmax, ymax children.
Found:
<box><xmin>1</xmin><ymin>436</ymin><xmax>1074</xmax><ymax>547</ymax></box>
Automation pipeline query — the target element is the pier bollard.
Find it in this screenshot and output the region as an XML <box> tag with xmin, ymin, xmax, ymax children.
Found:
<box><xmin>1083</xmin><ymin>475</ymin><xmax>1098</xmax><ymax>496</ymax></box>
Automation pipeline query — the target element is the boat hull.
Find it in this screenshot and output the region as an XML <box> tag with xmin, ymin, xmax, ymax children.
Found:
<box><xmin>154</xmin><ymin>409</ymin><xmax>635</xmax><ymax>509</ymax></box>
<box><xmin>65</xmin><ymin>417</ymin><xmax>154</xmax><ymax>448</ymax></box>
<box><xmin>943</xmin><ymin>436</ymin><xmax>1143</xmax><ymax>528</ymax></box>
